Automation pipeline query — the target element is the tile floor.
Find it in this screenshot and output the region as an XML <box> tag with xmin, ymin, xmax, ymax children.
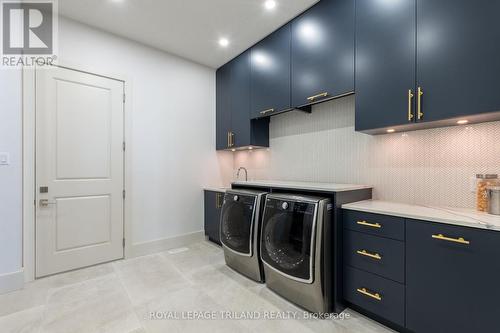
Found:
<box><xmin>0</xmin><ymin>241</ymin><xmax>395</xmax><ymax>333</ymax></box>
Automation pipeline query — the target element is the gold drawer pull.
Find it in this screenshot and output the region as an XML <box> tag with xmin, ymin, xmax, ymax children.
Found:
<box><xmin>417</xmin><ymin>86</ymin><xmax>424</xmax><ymax>120</ymax></box>
<box><xmin>307</xmin><ymin>92</ymin><xmax>328</xmax><ymax>101</ymax></box>
<box><xmin>357</xmin><ymin>288</ymin><xmax>382</xmax><ymax>301</ymax></box>
<box><xmin>357</xmin><ymin>249</ymin><xmax>382</xmax><ymax>260</ymax></box>
<box><xmin>432</xmin><ymin>234</ymin><xmax>470</xmax><ymax>245</ymax></box>
<box><xmin>260</xmin><ymin>108</ymin><xmax>274</xmax><ymax>115</ymax></box>
<box><xmin>408</xmin><ymin>89</ymin><xmax>414</xmax><ymax>121</ymax></box>
<box><xmin>356</xmin><ymin>220</ymin><xmax>382</xmax><ymax>229</ymax></box>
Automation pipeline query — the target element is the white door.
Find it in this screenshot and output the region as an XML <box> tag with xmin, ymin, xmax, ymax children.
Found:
<box><xmin>35</xmin><ymin>66</ymin><xmax>125</xmax><ymax>277</ymax></box>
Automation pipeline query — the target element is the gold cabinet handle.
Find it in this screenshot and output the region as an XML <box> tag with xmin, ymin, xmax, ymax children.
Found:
<box><xmin>408</xmin><ymin>89</ymin><xmax>414</xmax><ymax>122</ymax></box>
<box><xmin>357</xmin><ymin>288</ymin><xmax>382</xmax><ymax>301</ymax></box>
<box><xmin>216</xmin><ymin>193</ymin><xmax>224</xmax><ymax>208</ymax></box>
<box><xmin>227</xmin><ymin>132</ymin><xmax>234</xmax><ymax>147</ymax></box>
<box><xmin>356</xmin><ymin>220</ymin><xmax>382</xmax><ymax>229</ymax></box>
<box><xmin>260</xmin><ymin>108</ymin><xmax>275</xmax><ymax>115</ymax></box>
<box><xmin>356</xmin><ymin>249</ymin><xmax>382</xmax><ymax>260</ymax></box>
<box><xmin>417</xmin><ymin>86</ymin><xmax>424</xmax><ymax>120</ymax></box>
<box><xmin>432</xmin><ymin>234</ymin><xmax>470</xmax><ymax>245</ymax></box>
<box><xmin>307</xmin><ymin>92</ymin><xmax>328</xmax><ymax>101</ymax></box>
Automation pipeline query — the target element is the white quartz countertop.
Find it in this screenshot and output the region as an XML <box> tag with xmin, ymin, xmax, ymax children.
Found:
<box><xmin>203</xmin><ymin>187</ymin><xmax>228</xmax><ymax>193</ymax></box>
<box><xmin>231</xmin><ymin>180</ymin><xmax>372</xmax><ymax>192</ymax></box>
<box><xmin>342</xmin><ymin>200</ymin><xmax>500</xmax><ymax>232</ymax></box>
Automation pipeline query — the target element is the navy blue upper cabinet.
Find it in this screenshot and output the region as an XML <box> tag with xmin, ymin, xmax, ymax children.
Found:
<box><xmin>216</xmin><ymin>52</ymin><xmax>269</xmax><ymax>150</ymax></box>
<box><xmin>406</xmin><ymin>220</ymin><xmax>500</xmax><ymax>333</ymax></box>
<box><xmin>416</xmin><ymin>0</ymin><xmax>500</xmax><ymax>123</ymax></box>
<box><xmin>229</xmin><ymin>51</ymin><xmax>252</xmax><ymax>148</ymax></box>
<box><xmin>291</xmin><ymin>0</ymin><xmax>354</xmax><ymax>107</ymax></box>
<box><xmin>355</xmin><ymin>0</ymin><xmax>416</xmax><ymax>132</ymax></box>
<box><xmin>356</xmin><ymin>0</ymin><xmax>500</xmax><ymax>133</ymax></box>
<box><xmin>250</xmin><ymin>23</ymin><xmax>291</xmax><ymax>119</ymax></box>
<box><xmin>216</xmin><ymin>64</ymin><xmax>231</xmax><ymax>150</ymax></box>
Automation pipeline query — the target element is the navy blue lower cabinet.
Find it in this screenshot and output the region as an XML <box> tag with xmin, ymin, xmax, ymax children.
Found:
<box><xmin>344</xmin><ymin>266</ymin><xmax>405</xmax><ymax>327</ymax></box>
<box><xmin>204</xmin><ymin>190</ymin><xmax>223</xmax><ymax>245</ymax></box>
<box><xmin>343</xmin><ymin>230</ymin><xmax>405</xmax><ymax>283</ymax></box>
<box><xmin>343</xmin><ymin>210</ymin><xmax>405</xmax><ymax>241</ymax></box>
<box><xmin>406</xmin><ymin>219</ymin><xmax>500</xmax><ymax>333</ymax></box>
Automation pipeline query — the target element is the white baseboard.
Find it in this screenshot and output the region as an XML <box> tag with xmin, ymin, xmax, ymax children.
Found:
<box><xmin>0</xmin><ymin>269</ymin><xmax>24</xmax><ymax>295</ymax></box>
<box><xmin>129</xmin><ymin>231</ymin><xmax>205</xmax><ymax>258</ymax></box>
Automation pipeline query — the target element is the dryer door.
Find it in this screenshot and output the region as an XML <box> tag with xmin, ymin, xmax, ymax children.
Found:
<box><xmin>220</xmin><ymin>193</ymin><xmax>256</xmax><ymax>256</ymax></box>
<box><xmin>261</xmin><ymin>198</ymin><xmax>318</xmax><ymax>283</ymax></box>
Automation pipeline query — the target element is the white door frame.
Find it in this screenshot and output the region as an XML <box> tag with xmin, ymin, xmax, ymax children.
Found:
<box><xmin>22</xmin><ymin>61</ymin><xmax>134</xmax><ymax>282</ymax></box>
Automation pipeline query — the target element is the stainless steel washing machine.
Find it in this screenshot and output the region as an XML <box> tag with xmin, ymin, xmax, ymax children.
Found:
<box><xmin>220</xmin><ymin>189</ymin><xmax>267</xmax><ymax>282</ymax></box>
<box><xmin>260</xmin><ymin>193</ymin><xmax>332</xmax><ymax>313</ymax></box>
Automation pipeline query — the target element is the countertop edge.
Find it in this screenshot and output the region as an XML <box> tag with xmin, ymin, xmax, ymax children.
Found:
<box><xmin>342</xmin><ymin>201</ymin><xmax>500</xmax><ymax>232</ymax></box>
<box><xmin>203</xmin><ymin>187</ymin><xmax>228</xmax><ymax>193</ymax></box>
<box><xmin>231</xmin><ymin>181</ymin><xmax>373</xmax><ymax>193</ymax></box>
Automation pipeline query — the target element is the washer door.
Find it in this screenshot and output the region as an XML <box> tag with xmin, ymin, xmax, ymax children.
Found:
<box><xmin>260</xmin><ymin>198</ymin><xmax>317</xmax><ymax>283</ymax></box>
<box><xmin>220</xmin><ymin>193</ymin><xmax>256</xmax><ymax>256</ymax></box>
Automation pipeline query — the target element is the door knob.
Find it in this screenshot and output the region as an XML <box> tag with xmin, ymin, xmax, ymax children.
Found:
<box><xmin>39</xmin><ymin>199</ymin><xmax>56</xmax><ymax>207</ymax></box>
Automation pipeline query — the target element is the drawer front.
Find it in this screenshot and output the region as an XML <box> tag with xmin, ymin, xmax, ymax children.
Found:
<box><xmin>344</xmin><ymin>230</ymin><xmax>405</xmax><ymax>283</ymax></box>
<box><xmin>344</xmin><ymin>266</ymin><xmax>405</xmax><ymax>327</ymax></box>
<box><xmin>343</xmin><ymin>210</ymin><xmax>405</xmax><ymax>240</ymax></box>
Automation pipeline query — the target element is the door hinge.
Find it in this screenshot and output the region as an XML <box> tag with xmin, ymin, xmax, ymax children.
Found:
<box><xmin>123</xmin><ymin>93</ymin><xmax>126</xmax><ymax>103</ymax></box>
<box><xmin>123</xmin><ymin>238</ymin><xmax>125</xmax><ymax>247</ymax></box>
<box><xmin>122</xmin><ymin>189</ymin><xmax>126</xmax><ymax>199</ymax></box>
<box><xmin>122</xmin><ymin>141</ymin><xmax>126</xmax><ymax>151</ymax></box>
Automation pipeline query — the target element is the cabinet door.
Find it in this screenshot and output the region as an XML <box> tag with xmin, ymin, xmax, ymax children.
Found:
<box><xmin>229</xmin><ymin>51</ymin><xmax>251</xmax><ymax>147</ymax></box>
<box><xmin>355</xmin><ymin>0</ymin><xmax>416</xmax><ymax>132</ymax></box>
<box><xmin>204</xmin><ymin>191</ymin><xmax>222</xmax><ymax>245</ymax></box>
<box><xmin>291</xmin><ymin>0</ymin><xmax>354</xmax><ymax>107</ymax></box>
<box><xmin>416</xmin><ymin>0</ymin><xmax>500</xmax><ymax>122</ymax></box>
<box><xmin>250</xmin><ymin>23</ymin><xmax>291</xmax><ymax>119</ymax></box>
<box><xmin>406</xmin><ymin>220</ymin><xmax>500</xmax><ymax>333</ymax></box>
<box><xmin>216</xmin><ymin>65</ymin><xmax>231</xmax><ymax>150</ymax></box>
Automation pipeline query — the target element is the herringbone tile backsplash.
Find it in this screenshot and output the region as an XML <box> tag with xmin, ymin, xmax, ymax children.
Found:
<box><xmin>233</xmin><ymin>95</ymin><xmax>500</xmax><ymax>208</ymax></box>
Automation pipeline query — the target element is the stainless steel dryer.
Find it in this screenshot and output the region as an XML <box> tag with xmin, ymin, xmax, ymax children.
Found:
<box><xmin>220</xmin><ymin>189</ymin><xmax>267</xmax><ymax>282</ymax></box>
<box><xmin>260</xmin><ymin>194</ymin><xmax>332</xmax><ymax>313</ymax></box>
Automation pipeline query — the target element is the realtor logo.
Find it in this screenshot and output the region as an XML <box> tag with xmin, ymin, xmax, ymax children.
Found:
<box><xmin>1</xmin><ymin>0</ymin><xmax>57</xmax><ymax>67</ymax></box>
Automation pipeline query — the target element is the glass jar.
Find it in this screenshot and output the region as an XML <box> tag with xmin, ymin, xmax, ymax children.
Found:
<box><xmin>476</xmin><ymin>174</ymin><xmax>499</xmax><ymax>212</ymax></box>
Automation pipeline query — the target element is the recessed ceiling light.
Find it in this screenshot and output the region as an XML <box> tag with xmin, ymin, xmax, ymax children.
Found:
<box><xmin>264</xmin><ymin>0</ymin><xmax>276</xmax><ymax>10</ymax></box>
<box><xmin>387</xmin><ymin>129</ymin><xmax>395</xmax><ymax>133</ymax></box>
<box><xmin>457</xmin><ymin>119</ymin><xmax>469</xmax><ymax>125</ymax></box>
<box><xmin>218</xmin><ymin>38</ymin><xmax>229</xmax><ymax>47</ymax></box>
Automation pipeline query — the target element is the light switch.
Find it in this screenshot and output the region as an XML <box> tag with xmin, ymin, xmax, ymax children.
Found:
<box><xmin>0</xmin><ymin>152</ymin><xmax>10</xmax><ymax>165</ymax></box>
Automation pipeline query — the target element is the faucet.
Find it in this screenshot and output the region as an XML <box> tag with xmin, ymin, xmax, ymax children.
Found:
<box><xmin>237</xmin><ymin>167</ymin><xmax>248</xmax><ymax>181</ymax></box>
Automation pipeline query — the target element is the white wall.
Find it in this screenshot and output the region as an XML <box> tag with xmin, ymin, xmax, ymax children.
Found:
<box><xmin>0</xmin><ymin>69</ymin><xmax>23</xmax><ymax>276</ymax></box>
<box><xmin>57</xmin><ymin>17</ymin><xmax>232</xmax><ymax>244</ymax></box>
<box><xmin>1</xmin><ymin>16</ymin><xmax>233</xmax><ymax>287</ymax></box>
<box><xmin>234</xmin><ymin>95</ymin><xmax>500</xmax><ymax>209</ymax></box>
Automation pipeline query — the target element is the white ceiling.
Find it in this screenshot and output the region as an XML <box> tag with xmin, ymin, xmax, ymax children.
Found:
<box><xmin>59</xmin><ymin>0</ymin><xmax>319</xmax><ymax>68</ymax></box>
